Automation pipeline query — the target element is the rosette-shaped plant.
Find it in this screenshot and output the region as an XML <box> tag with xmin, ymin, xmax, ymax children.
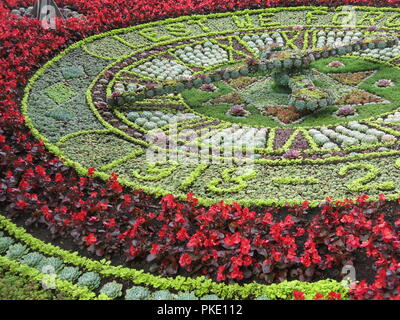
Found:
<box><xmin>283</xmin><ymin>149</ymin><xmax>302</xmax><ymax>159</ymax></box>
<box><xmin>228</xmin><ymin>105</ymin><xmax>248</xmax><ymax>117</ymax></box>
<box><xmin>382</xmin><ymin>134</ymin><xmax>397</xmax><ymax>143</ymax></box>
<box><xmin>125</xmin><ymin>286</ymin><xmax>150</xmax><ymax>300</ymax></box>
<box><xmin>19</xmin><ymin>252</ymin><xmax>45</xmax><ymax>268</ymax></box>
<box><xmin>6</xmin><ymin>244</ymin><xmax>29</xmax><ymax>260</ymax></box>
<box><xmin>336</xmin><ymin>106</ymin><xmax>357</xmax><ymax>117</ymax></box>
<box><xmin>37</xmin><ymin>257</ymin><xmax>65</xmax><ymax>273</ymax></box>
<box><xmin>328</xmin><ymin>61</ymin><xmax>345</xmax><ymax>68</ymax></box>
<box><xmin>58</xmin><ymin>267</ymin><xmax>82</xmax><ymax>282</ymax></box>
<box><xmin>200</xmin><ymin>83</ymin><xmax>217</xmax><ymax>92</ymax></box>
<box><xmin>152</xmin><ymin>290</ymin><xmax>174</xmax><ymax>300</ymax></box>
<box><xmin>100</xmin><ymin>281</ymin><xmax>123</xmax><ymax>299</ymax></box>
<box><xmin>375</xmin><ymin>79</ymin><xmax>394</xmax><ymax>88</ymax></box>
<box><xmin>77</xmin><ymin>272</ymin><xmax>101</xmax><ymax>290</ymax></box>
<box><xmin>0</xmin><ymin>237</ymin><xmax>14</xmax><ymax>254</ymax></box>
<box><xmin>174</xmin><ymin>292</ymin><xmax>198</xmax><ymax>300</ymax></box>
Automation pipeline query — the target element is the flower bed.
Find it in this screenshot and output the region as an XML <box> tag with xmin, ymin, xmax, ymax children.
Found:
<box><xmin>23</xmin><ymin>6</ymin><xmax>400</xmax><ymax>207</ymax></box>
<box><xmin>2</xmin><ymin>1</ymin><xmax>400</xmax><ymax>300</ymax></box>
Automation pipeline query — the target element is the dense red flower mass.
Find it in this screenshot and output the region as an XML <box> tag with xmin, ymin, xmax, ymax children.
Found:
<box><xmin>84</xmin><ymin>233</ymin><xmax>97</xmax><ymax>245</ymax></box>
<box><xmin>1</xmin><ymin>0</ymin><xmax>400</xmax><ymax>300</ymax></box>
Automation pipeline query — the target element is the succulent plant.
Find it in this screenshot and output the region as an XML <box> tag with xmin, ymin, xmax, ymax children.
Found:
<box><xmin>230</xmin><ymin>70</ymin><xmax>240</xmax><ymax>79</ymax></box>
<box><xmin>366</xmin><ymin>128</ymin><xmax>385</xmax><ymax>138</ymax></box>
<box><xmin>176</xmin><ymin>43</ymin><xmax>228</xmax><ymax>67</ymax></box>
<box><xmin>228</xmin><ymin>105</ymin><xmax>248</xmax><ymax>117</ymax></box>
<box><xmin>152</xmin><ymin>290</ymin><xmax>174</xmax><ymax>300</ymax></box>
<box><xmin>283</xmin><ymin>59</ymin><xmax>293</xmax><ymax>68</ymax></box>
<box><xmin>6</xmin><ymin>244</ymin><xmax>29</xmax><ymax>260</ymax></box>
<box><xmin>375</xmin><ymin>79</ymin><xmax>394</xmax><ymax>87</ymax></box>
<box><xmin>283</xmin><ymin>149</ymin><xmax>302</xmax><ymax>159</ymax></box>
<box><xmin>135</xmin><ymin>118</ymin><xmax>147</xmax><ymax>126</ymax></box>
<box><xmin>347</xmin><ymin>122</ymin><xmax>369</xmax><ymax>132</ymax></box>
<box><xmin>100</xmin><ymin>281</ymin><xmax>123</xmax><ymax>299</ymax></box>
<box><xmin>193</xmin><ymin>79</ymin><xmax>203</xmax><ymax>88</ymax></box>
<box><xmin>19</xmin><ymin>252</ymin><xmax>45</xmax><ymax>268</ymax></box>
<box><xmin>200</xmin><ymin>294</ymin><xmax>222</xmax><ymax>300</ymax></box>
<box><xmin>313</xmin><ymin>133</ymin><xmax>330</xmax><ymax>146</ymax></box>
<box><xmin>37</xmin><ymin>257</ymin><xmax>65</xmax><ymax>274</ymax></box>
<box><xmin>378</xmin><ymin>41</ymin><xmax>388</xmax><ymax>49</ymax></box>
<box><xmin>368</xmin><ymin>25</ymin><xmax>379</xmax><ymax>31</ymax></box>
<box><xmin>127</xmin><ymin>112</ymin><xmax>140</xmax><ymax>121</ymax></box>
<box><xmin>255</xmin><ymin>296</ymin><xmax>272</xmax><ymax>300</ymax></box>
<box><xmin>174</xmin><ymin>292</ymin><xmax>198</xmax><ymax>300</ymax></box>
<box><xmin>200</xmin><ymin>83</ymin><xmax>217</xmax><ymax>92</ymax></box>
<box><xmin>0</xmin><ymin>237</ymin><xmax>14</xmax><ymax>254</ymax></box>
<box><xmin>294</xmin><ymin>100</ymin><xmax>306</xmax><ymax>111</ymax></box>
<box><xmin>342</xmin><ymin>136</ymin><xmax>359</xmax><ymax>147</ymax></box>
<box><xmin>77</xmin><ymin>272</ymin><xmax>101</xmax><ymax>290</ymax></box>
<box><xmin>239</xmin><ymin>66</ymin><xmax>249</xmax><ymax>76</ymax></box>
<box><xmin>58</xmin><ymin>266</ymin><xmax>82</xmax><ymax>282</ymax></box>
<box><xmin>125</xmin><ymin>286</ymin><xmax>151</xmax><ymax>300</ymax></box>
<box><xmin>323</xmin><ymin>142</ymin><xmax>339</xmax><ymax>149</ymax></box>
<box><xmin>258</xmin><ymin>64</ymin><xmax>267</xmax><ymax>72</ymax></box>
<box><xmin>144</xmin><ymin>122</ymin><xmax>158</xmax><ymax>130</ymax></box>
<box><xmin>382</xmin><ymin>134</ymin><xmax>397</xmax><ymax>143</ymax></box>
<box><xmin>336</xmin><ymin>106</ymin><xmax>356</xmax><ymax>117</ymax></box>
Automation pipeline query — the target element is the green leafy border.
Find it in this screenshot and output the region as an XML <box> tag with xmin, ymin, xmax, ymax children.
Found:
<box><xmin>0</xmin><ymin>216</ymin><xmax>348</xmax><ymax>300</ymax></box>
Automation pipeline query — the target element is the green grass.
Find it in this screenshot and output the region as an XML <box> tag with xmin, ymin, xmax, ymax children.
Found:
<box><xmin>181</xmin><ymin>81</ymin><xmax>232</xmax><ymax>106</ymax></box>
<box><xmin>309</xmin><ymin>56</ymin><xmax>378</xmax><ymax>74</ymax></box>
<box><xmin>0</xmin><ymin>268</ymin><xmax>73</xmax><ymax>300</ymax></box>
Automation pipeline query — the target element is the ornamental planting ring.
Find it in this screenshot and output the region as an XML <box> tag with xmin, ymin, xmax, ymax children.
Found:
<box><xmin>23</xmin><ymin>7</ymin><xmax>400</xmax><ymax>207</ymax></box>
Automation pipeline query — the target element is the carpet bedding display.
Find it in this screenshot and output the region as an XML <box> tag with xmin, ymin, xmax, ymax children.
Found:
<box><xmin>1</xmin><ymin>0</ymin><xmax>400</xmax><ymax>300</ymax></box>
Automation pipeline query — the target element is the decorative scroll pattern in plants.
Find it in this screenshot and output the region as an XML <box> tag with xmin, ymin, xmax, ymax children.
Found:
<box><xmin>24</xmin><ymin>7</ymin><xmax>400</xmax><ymax>206</ymax></box>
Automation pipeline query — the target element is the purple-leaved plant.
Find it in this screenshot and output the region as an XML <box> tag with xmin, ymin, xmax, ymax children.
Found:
<box><xmin>336</xmin><ymin>106</ymin><xmax>356</xmax><ymax>117</ymax></box>
<box><xmin>228</xmin><ymin>105</ymin><xmax>248</xmax><ymax>117</ymax></box>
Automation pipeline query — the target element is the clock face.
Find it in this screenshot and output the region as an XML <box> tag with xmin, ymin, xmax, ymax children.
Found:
<box><xmin>24</xmin><ymin>7</ymin><xmax>400</xmax><ymax>206</ymax></box>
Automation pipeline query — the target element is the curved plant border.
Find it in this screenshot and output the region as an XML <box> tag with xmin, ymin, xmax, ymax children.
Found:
<box><xmin>0</xmin><ymin>215</ymin><xmax>348</xmax><ymax>300</ymax></box>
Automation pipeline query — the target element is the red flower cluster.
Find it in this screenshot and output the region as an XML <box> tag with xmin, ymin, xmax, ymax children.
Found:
<box><xmin>293</xmin><ymin>290</ymin><xmax>343</xmax><ymax>300</ymax></box>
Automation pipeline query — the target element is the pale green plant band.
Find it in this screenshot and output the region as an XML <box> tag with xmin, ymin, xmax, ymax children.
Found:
<box><xmin>0</xmin><ymin>255</ymin><xmax>110</xmax><ymax>300</ymax></box>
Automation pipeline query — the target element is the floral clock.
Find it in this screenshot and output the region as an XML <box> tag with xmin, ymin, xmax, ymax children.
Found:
<box><xmin>23</xmin><ymin>6</ymin><xmax>400</xmax><ymax>207</ymax></box>
<box><xmin>1</xmin><ymin>4</ymin><xmax>400</xmax><ymax>301</ymax></box>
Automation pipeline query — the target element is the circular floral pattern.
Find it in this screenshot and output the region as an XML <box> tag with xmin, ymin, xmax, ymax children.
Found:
<box><xmin>1</xmin><ymin>2</ymin><xmax>400</xmax><ymax>301</ymax></box>
<box><xmin>23</xmin><ymin>6</ymin><xmax>400</xmax><ymax>207</ymax></box>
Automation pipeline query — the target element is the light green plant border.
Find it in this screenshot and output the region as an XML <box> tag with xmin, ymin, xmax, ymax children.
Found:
<box><xmin>0</xmin><ymin>255</ymin><xmax>109</xmax><ymax>300</ymax></box>
<box><xmin>0</xmin><ymin>216</ymin><xmax>349</xmax><ymax>300</ymax></box>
